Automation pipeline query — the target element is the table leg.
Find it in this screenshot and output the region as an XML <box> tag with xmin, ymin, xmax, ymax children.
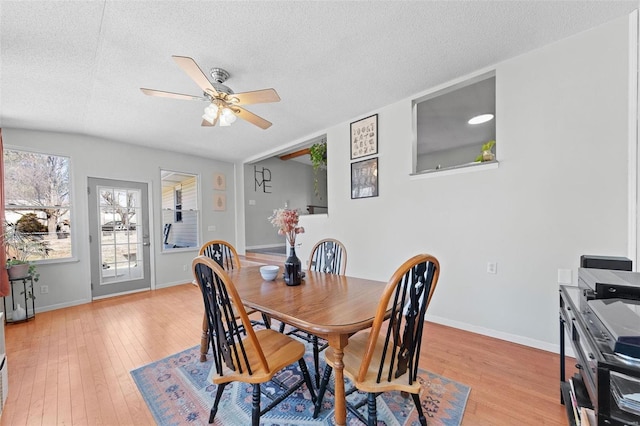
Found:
<box><xmin>200</xmin><ymin>314</ymin><xmax>209</xmax><ymax>362</ymax></box>
<box><xmin>328</xmin><ymin>334</ymin><xmax>349</xmax><ymax>426</ymax></box>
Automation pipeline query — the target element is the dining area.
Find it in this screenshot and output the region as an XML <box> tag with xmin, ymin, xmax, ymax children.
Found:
<box><xmin>191</xmin><ymin>210</ymin><xmax>441</xmax><ymax>426</ymax></box>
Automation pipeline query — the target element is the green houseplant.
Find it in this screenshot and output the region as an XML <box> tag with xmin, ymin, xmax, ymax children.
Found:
<box><xmin>2</xmin><ymin>222</ymin><xmax>50</xmax><ymax>286</ymax></box>
<box><xmin>475</xmin><ymin>140</ymin><xmax>496</xmax><ymax>162</ymax></box>
<box><xmin>309</xmin><ymin>141</ymin><xmax>327</xmax><ymax>197</ymax></box>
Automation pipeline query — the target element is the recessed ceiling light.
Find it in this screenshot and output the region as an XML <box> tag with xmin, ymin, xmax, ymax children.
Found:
<box><xmin>468</xmin><ymin>114</ymin><xmax>494</xmax><ymax>125</ymax></box>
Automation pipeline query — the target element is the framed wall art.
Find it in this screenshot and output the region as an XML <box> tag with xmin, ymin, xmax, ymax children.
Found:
<box><xmin>213</xmin><ymin>193</ymin><xmax>226</xmax><ymax>211</ymax></box>
<box><xmin>351</xmin><ymin>157</ymin><xmax>378</xmax><ymax>199</ymax></box>
<box><xmin>213</xmin><ymin>173</ymin><xmax>226</xmax><ymax>191</ymax></box>
<box><xmin>350</xmin><ymin>114</ymin><xmax>378</xmax><ymax>160</ymax></box>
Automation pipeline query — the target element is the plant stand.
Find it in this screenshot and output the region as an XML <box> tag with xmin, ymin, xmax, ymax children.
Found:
<box><xmin>3</xmin><ymin>275</ymin><xmax>35</xmax><ymax>324</ymax></box>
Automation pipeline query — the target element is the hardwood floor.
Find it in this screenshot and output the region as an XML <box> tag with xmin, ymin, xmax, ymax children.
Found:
<box><xmin>0</xmin><ymin>269</ymin><xmax>573</xmax><ymax>425</ymax></box>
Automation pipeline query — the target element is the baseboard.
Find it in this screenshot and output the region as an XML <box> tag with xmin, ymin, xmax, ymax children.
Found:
<box><xmin>425</xmin><ymin>313</ymin><xmax>572</xmax><ymax>356</ymax></box>
<box><xmin>156</xmin><ymin>280</ymin><xmax>192</xmax><ymax>289</ymax></box>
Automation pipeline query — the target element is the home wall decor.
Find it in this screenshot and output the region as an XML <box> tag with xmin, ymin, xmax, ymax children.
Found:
<box><xmin>350</xmin><ymin>114</ymin><xmax>378</xmax><ymax>160</ymax></box>
<box><xmin>351</xmin><ymin>157</ymin><xmax>378</xmax><ymax>199</ymax></box>
<box><xmin>213</xmin><ymin>193</ymin><xmax>226</xmax><ymax>211</ymax></box>
<box><xmin>213</xmin><ymin>173</ymin><xmax>226</xmax><ymax>191</ymax></box>
<box><xmin>254</xmin><ymin>165</ymin><xmax>272</xmax><ymax>193</ymax></box>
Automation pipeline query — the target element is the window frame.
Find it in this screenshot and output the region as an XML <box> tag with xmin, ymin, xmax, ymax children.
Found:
<box><xmin>412</xmin><ymin>70</ymin><xmax>497</xmax><ymax>176</ymax></box>
<box><xmin>3</xmin><ymin>147</ymin><xmax>76</xmax><ymax>263</ymax></box>
<box><xmin>160</xmin><ymin>169</ymin><xmax>200</xmax><ymax>253</ymax></box>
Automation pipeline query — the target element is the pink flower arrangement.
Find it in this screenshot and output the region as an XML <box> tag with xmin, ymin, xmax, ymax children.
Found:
<box><xmin>268</xmin><ymin>208</ymin><xmax>305</xmax><ymax>247</ymax></box>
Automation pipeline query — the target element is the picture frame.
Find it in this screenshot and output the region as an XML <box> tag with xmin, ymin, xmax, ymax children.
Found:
<box><xmin>213</xmin><ymin>193</ymin><xmax>226</xmax><ymax>211</ymax></box>
<box><xmin>350</xmin><ymin>114</ymin><xmax>378</xmax><ymax>160</ymax></box>
<box><xmin>351</xmin><ymin>157</ymin><xmax>378</xmax><ymax>199</ymax></box>
<box><xmin>213</xmin><ymin>173</ymin><xmax>226</xmax><ymax>191</ymax></box>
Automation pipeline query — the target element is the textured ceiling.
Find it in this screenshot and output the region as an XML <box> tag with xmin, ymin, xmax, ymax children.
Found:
<box><xmin>0</xmin><ymin>1</ymin><xmax>636</xmax><ymax>163</ymax></box>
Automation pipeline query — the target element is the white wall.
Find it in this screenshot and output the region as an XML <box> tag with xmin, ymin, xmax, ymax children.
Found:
<box><xmin>288</xmin><ymin>14</ymin><xmax>632</xmax><ymax>352</ymax></box>
<box><xmin>2</xmin><ymin>128</ymin><xmax>237</xmax><ymax>312</ymax></box>
<box><xmin>244</xmin><ymin>156</ymin><xmax>326</xmax><ymax>248</ymax></box>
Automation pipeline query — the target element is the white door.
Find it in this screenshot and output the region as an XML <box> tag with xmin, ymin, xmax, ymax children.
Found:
<box><xmin>88</xmin><ymin>178</ymin><xmax>151</xmax><ymax>298</ymax></box>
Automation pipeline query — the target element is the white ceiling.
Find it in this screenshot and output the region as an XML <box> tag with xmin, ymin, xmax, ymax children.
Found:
<box><xmin>1</xmin><ymin>1</ymin><xmax>636</xmax><ymax>164</ymax></box>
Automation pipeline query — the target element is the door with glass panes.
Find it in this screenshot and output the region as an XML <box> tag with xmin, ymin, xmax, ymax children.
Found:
<box><xmin>88</xmin><ymin>178</ymin><xmax>151</xmax><ymax>298</ymax></box>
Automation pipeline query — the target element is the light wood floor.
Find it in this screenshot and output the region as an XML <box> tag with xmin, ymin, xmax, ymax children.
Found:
<box><xmin>0</xmin><ymin>263</ymin><xmax>574</xmax><ymax>425</ymax></box>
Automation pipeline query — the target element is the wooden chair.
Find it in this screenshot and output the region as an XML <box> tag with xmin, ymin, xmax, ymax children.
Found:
<box><xmin>308</xmin><ymin>238</ymin><xmax>347</xmax><ymax>275</ymax></box>
<box><xmin>193</xmin><ymin>256</ymin><xmax>316</xmax><ymax>425</ymax></box>
<box><xmin>313</xmin><ymin>254</ymin><xmax>440</xmax><ymax>425</ymax></box>
<box><xmin>198</xmin><ymin>240</ymin><xmax>270</xmax><ymax>362</ymax></box>
<box><xmin>282</xmin><ymin>238</ymin><xmax>347</xmax><ymax>387</ymax></box>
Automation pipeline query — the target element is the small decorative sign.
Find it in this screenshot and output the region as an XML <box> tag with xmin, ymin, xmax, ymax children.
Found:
<box><xmin>350</xmin><ymin>114</ymin><xmax>378</xmax><ymax>160</ymax></box>
<box><xmin>213</xmin><ymin>173</ymin><xmax>226</xmax><ymax>191</ymax></box>
<box><xmin>213</xmin><ymin>193</ymin><xmax>226</xmax><ymax>211</ymax></box>
<box><xmin>351</xmin><ymin>157</ymin><xmax>378</xmax><ymax>199</ymax></box>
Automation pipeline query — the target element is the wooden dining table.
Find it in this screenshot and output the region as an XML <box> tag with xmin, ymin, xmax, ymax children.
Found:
<box><xmin>224</xmin><ymin>265</ymin><xmax>388</xmax><ymax>426</ymax></box>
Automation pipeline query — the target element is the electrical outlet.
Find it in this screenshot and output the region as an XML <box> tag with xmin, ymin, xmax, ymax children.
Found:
<box><xmin>183</xmin><ymin>264</ymin><xmax>187</xmax><ymax>271</ymax></box>
<box><xmin>249</xmin><ymin>200</ymin><xmax>256</xmax><ymax>205</ymax></box>
<box><xmin>40</xmin><ymin>285</ymin><xmax>49</xmax><ymax>294</ymax></box>
<box><xmin>487</xmin><ymin>262</ymin><xmax>497</xmax><ymax>274</ymax></box>
<box><xmin>208</xmin><ymin>225</ymin><xmax>216</xmax><ymax>231</ymax></box>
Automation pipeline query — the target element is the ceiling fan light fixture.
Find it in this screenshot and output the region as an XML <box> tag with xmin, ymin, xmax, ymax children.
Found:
<box><xmin>202</xmin><ymin>103</ymin><xmax>219</xmax><ymax>124</ymax></box>
<box><xmin>222</xmin><ymin>107</ymin><xmax>237</xmax><ymax>124</ymax></box>
<box><xmin>202</xmin><ymin>113</ymin><xmax>215</xmax><ymax>124</ymax></box>
<box><xmin>468</xmin><ymin>114</ymin><xmax>494</xmax><ymax>125</ymax></box>
<box><xmin>219</xmin><ymin>115</ymin><xmax>231</xmax><ymax>126</ymax></box>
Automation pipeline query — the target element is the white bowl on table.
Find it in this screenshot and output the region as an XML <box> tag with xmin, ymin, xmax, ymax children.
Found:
<box><xmin>260</xmin><ymin>265</ymin><xmax>280</xmax><ymax>281</ymax></box>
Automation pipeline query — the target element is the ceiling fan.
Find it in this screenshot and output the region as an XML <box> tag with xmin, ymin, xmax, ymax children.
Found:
<box><xmin>140</xmin><ymin>55</ymin><xmax>280</xmax><ymax>129</ymax></box>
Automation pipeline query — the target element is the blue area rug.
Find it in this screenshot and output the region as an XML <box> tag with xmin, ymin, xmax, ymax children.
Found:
<box><xmin>131</xmin><ymin>340</ymin><xmax>470</xmax><ymax>426</ymax></box>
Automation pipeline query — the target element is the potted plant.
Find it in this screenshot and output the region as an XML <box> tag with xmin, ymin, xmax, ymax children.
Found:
<box><xmin>475</xmin><ymin>140</ymin><xmax>496</xmax><ymax>162</ymax></box>
<box><xmin>309</xmin><ymin>140</ymin><xmax>327</xmax><ymax>197</ymax></box>
<box><xmin>2</xmin><ymin>222</ymin><xmax>50</xmax><ymax>282</ymax></box>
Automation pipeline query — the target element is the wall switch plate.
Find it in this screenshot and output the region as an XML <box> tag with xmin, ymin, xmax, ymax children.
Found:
<box><xmin>249</xmin><ymin>200</ymin><xmax>256</xmax><ymax>205</ymax></box>
<box><xmin>208</xmin><ymin>225</ymin><xmax>216</xmax><ymax>231</ymax></box>
<box><xmin>487</xmin><ymin>262</ymin><xmax>497</xmax><ymax>274</ymax></box>
<box><xmin>183</xmin><ymin>265</ymin><xmax>187</xmax><ymax>271</ymax></box>
<box><xmin>558</xmin><ymin>269</ymin><xmax>572</xmax><ymax>284</ymax></box>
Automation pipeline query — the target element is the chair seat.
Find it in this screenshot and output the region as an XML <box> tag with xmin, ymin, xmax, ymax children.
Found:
<box><xmin>213</xmin><ymin>329</ymin><xmax>306</xmax><ymax>385</ymax></box>
<box><xmin>325</xmin><ymin>331</ymin><xmax>421</xmax><ymax>394</ymax></box>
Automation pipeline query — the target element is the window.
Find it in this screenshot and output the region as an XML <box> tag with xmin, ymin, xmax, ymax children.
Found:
<box><xmin>414</xmin><ymin>74</ymin><xmax>496</xmax><ymax>174</ymax></box>
<box><xmin>3</xmin><ymin>149</ymin><xmax>72</xmax><ymax>261</ymax></box>
<box><xmin>161</xmin><ymin>170</ymin><xmax>198</xmax><ymax>251</ymax></box>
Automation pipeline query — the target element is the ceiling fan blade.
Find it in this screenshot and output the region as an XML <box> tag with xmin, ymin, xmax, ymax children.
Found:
<box><xmin>234</xmin><ymin>106</ymin><xmax>272</xmax><ymax>129</ymax></box>
<box><xmin>172</xmin><ymin>55</ymin><xmax>218</xmax><ymax>96</ymax></box>
<box><xmin>229</xmin><ymin>88</ymin><xmax>281</xmax><ymax>105</ymax></box>
<box><xmin>140</xmin><ymin>88</ymin><xmax>204</xmax><ymax>101</ymax></box>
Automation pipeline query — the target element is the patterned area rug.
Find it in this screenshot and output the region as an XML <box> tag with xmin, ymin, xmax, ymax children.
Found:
<box><xmin>131</xmin><ymin>340</ymin><xmax>470</xmax><ymax>426</ymax></box>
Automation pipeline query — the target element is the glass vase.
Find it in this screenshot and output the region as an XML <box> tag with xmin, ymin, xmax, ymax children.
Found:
<box><xmin>284</xmin><ymin>245</ymin><xmax>302</xmax><ymax>286</ymax></box>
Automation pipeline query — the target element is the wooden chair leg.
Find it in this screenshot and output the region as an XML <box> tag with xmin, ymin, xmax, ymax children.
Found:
<box><xmin>313</xmin><ymin>365</ymin><xmax>333</xmax><ymax>418</ymax></box>
<box><xmin>411</xmin><ymin>392</ymin><xmax>427</xmax><ymax>426</ymax></box>
<box><xmin>367</xmin><ymin>392</ymin><xmax>377</xmax><ymax>426</ymax></box>
<box><xmin>312</xmin><ymin>335</ymin><xmax>320</xmax><ymax>388</ymax></box>
<box><xmin>251</xmin><ymin>384</ymin><xmax>261</xmax><ymax>426</ymax></box>
<box><xmin>209</xmin><ymin>382</ymin><xmax>227</xmax><ymax>423</ymax></box>
<box><xmin>200</xmin><ymin>314</ymin><xmax>209</xmax><ymax>362</ymax></box>
<box><xmin>261</xmin><ymin>313</ymin><xmax>271</xmax><ymax>329</ymax></box>
<box><xmin>298</xmin><ymin>359</ymin><xmax>317</xmax><ymax>402</ymax></box>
